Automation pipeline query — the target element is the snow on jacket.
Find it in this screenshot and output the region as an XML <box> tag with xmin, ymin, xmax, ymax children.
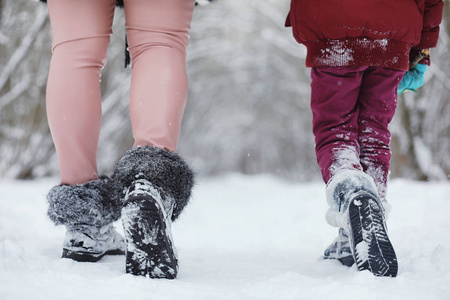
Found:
<box><xmin>285</xmin><ymin>0</ymin><xmax>444</xmax><ymax>71</ymax></box>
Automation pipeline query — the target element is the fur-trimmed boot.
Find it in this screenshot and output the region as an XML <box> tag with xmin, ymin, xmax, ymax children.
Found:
<box><xmin>325</xmin><ymin>170</ymin><xmax>398</xmax><ymax>277</ymax></box>
<box><xmin>47</xmin><ymin>176</ymin><xmax>125</xmax><ymax>262</ymax></box>
<box><xmin>112</xmin><ymin>146</ymin><xmax>194</xmax><ymax>279</ymax></box>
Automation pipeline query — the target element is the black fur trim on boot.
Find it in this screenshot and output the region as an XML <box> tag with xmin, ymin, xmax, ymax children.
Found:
<box><xmin>47</xmin><ymin>176</ymin><xmax>121</xmax><ymax>227</ymax></box>
<box><xmin>112</xmin><ymin>146</ymin><xmax>195</xmax><ymax>221</ymax></box>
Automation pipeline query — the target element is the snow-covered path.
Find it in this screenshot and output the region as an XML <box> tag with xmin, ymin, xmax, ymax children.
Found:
<box><xmin>1</xmin><ymin>174</ymin><xmax>449</xmax><ymax>300</ymax></box>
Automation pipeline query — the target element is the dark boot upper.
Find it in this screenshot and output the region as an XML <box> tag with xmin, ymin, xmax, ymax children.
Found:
<box><xmin>112</xmin><ymin>146</ymin><xmax>195</xmax><ymax>221</ymax></box>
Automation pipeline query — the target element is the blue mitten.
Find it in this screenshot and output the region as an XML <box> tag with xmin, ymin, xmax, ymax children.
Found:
<box><xmin>397</xmin><ymin>64</ymin><xmax>427</xmax><ymax>94</ymax></box>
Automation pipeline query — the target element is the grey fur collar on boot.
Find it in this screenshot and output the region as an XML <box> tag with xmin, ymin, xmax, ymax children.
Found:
<box><xmin>47</xmin><ymin>176</ymin><xmax>124</xmax><ymax>262</ymax></box>
<box><xmin>112</xmin><ymin>146</ymin><xmax>195</xmax><ymax>221</ymax></box>
<box><xmin>47</xmin><ymin>176</ymin><xmax>121</xmax><ymax>227</ymax></box>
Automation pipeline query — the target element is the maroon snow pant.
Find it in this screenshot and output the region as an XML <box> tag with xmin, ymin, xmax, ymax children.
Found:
<box><xmin>310</xmin><ymin>66</ymin><xmax>404</xmax><ymax>201</ymax></box>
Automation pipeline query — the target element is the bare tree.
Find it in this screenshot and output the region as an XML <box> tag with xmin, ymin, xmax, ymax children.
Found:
<box><xmin>181</xmin><ymin>0</ymin><xmax>319</xmax><ymax>181</ymax></box>
<box><xmin>0</xmin><ymin>2</ymin><xmax>54</xmax><ymax>178</ymax></box>
<box><xmin>391</xmin><ymin>2</ymin><xmax>450</xmax><ymax>181</ymax></box>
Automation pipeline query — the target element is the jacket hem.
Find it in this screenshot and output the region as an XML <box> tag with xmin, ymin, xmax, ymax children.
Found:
<box><xmin>304</xmin><ymin>37</ymin><xmax>411</xmax><ymax>71</ymax></box>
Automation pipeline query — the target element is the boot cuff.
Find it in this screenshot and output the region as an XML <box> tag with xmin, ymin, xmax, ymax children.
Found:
<box><xmin>326</xmin><ymin>170</ymin><xmax>379</xmax><ymax>211</ymax></box>
<box><xmin>112</xmin><ymin>146</ymin><xmax>195</xmax><ymax>221</ymax></box>
<box><xmin>47</xmin><ymin>176</ymin><xmax>121</xmax><ymax>227</ymax></box>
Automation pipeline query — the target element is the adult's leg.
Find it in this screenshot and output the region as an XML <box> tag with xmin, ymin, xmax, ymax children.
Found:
<box><xmin>46</xmin><ymin>0</ymin><xmax>116</xmax><ymax>185</ymax></box>
<box><xmin>115</xmin><ymin>0</ymin><xmax>196</xmax><ymax>277</ymax></box>
<box><xmin>124</xmin><ymin>0</ymin><xmax>195</xmax><ymax>151</ymax></box>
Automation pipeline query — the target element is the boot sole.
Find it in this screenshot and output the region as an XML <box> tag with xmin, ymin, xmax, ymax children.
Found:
<box><xmin>62</xmin><ymin>248</ymin><xmax>124</xmax><ymax>263</ymax></box>
<box><xmin>348</xmin><ymin>192</ymin><xmax>398</xmax><ymax>277</ymax></box>
<box><xmin>348</xmin><ymin>193</ymin><xmax>398</xmax><ymax>277</ymax></box>
<box><xmin>122</xmin><ymin>195</ymin><xmax>178</xmax><ymax>279</ymax></box>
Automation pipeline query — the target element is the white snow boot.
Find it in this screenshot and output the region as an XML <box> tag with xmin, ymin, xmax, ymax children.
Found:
<box><xmin>325</xmin><ymin>170</ymin><xmax>398</xmax><ymax>277</ymax></box>
<box><xmin>323</xmin><ymin>228</ymin><xmax>354</xmax><ymax>267</ymax></box>
<box><xmin>47</xmin><ymin>176</ymin><xmax>125</xmax><ymax>262</ymax></box>
<box><xmin>113</xmin><ymin>146</ymin><xmax>194</xmax><ymax>278</ymax></box>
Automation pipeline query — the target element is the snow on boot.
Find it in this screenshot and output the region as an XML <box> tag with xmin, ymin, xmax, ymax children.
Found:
<box><xmin>47</xmin><ymin>176</ymin><xmax>124</xmax><ymax>262</ymax></box>
<box><xmin>62</xmin><ymin>224</ymin><xmax>125</xmax><ymax>262</ymax></box>
<box><xmin>122</xmin><ymin>179</ymin><xmax>178</xmax><ymax>278</ymax></box>
<box><xmin>113</xmin><ymin>146</ymin><xmax>194</xmax><ymax>278</ymax></box>
<box><xmin>323</xmin><ymin>228</ymin><xmax>354</xmax><ymax>267</ymax></box>
<box><xmin>326</xmin><ymin>170</ymin><xmax>398</xmax><ymax>277</ymax></box>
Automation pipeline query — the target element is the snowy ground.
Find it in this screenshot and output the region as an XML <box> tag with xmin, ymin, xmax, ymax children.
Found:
<box><xmin>1</xmin><ymin>174</ymin><xmax>449</xmax><ymax>300</ymax></box>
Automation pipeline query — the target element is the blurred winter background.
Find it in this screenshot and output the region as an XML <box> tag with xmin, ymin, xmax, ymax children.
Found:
<box><xmin>1</xmin><ymin>2</ymin><xmax>450</xmax><ymax>299</ymax></box>
<box><xmin>0</xmin><ymin>0</ymin><xmax>449</xmax><ymax>182</ymax></box>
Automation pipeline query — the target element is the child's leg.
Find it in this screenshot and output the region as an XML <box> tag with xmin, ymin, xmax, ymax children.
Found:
<box><xmin>310</xmin><ymin>66</ymin><xmax>369</xmax><ymax>183</ymax></box>
<box><xmin>46</xmin><ymin>0</ymin><xmax>116</xmax><ymax>185</ymax></box>
<box><xmin>357</xmin><ymin>67</ymin><xmax>403</xmax><ymax>201</ymax></box>
<box><xmin>124</xmin><ymin>0</ymin><xmax>195</xmax><ymax>152</ymax></box>
<box><xmin>319</xmin><ymin>67</ymin><xmax>401</xmax><ymax>277</ymax></box>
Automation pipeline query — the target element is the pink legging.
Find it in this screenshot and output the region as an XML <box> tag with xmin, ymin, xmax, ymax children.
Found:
<box><xmin>46</xmin><ymin>0</ymin><xmax>195</xmax><ymax>185</ymax></box>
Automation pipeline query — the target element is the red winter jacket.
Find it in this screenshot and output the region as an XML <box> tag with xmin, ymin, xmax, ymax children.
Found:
<box><xmin>286</xmin><ymin>0</ymin><xmax>444</xmax><ymax>71</ymax></box>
